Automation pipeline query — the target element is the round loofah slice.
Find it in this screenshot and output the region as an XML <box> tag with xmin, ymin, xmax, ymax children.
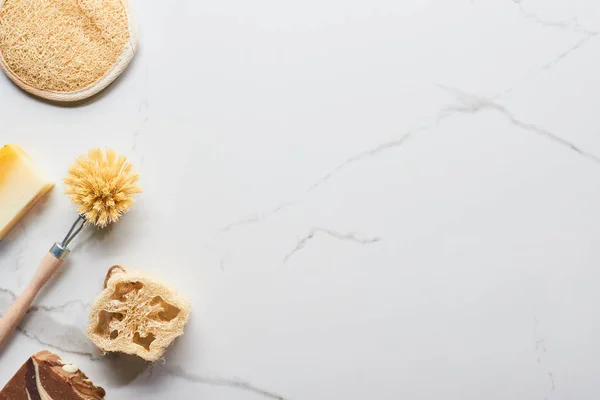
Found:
<box><xmin>88</xmin><ymin>266</ymin><xmax>191</xmax><ymax>362</ymax></box>
<box><xmin>0</xmin><ymin>0</ymin><xmax>138</xmax><ymax>102</ymax></box>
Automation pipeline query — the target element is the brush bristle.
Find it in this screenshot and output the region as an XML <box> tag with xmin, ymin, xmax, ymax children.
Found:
<box><xmin>64</xmin><ymin>148</ymin><xmax>141</xmax><ymax>227</ymax></box>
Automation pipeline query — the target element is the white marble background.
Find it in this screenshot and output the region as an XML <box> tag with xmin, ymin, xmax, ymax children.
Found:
<box><xmin>2</xmin><ymin>0</ymin><xmax>600</xmax><ymax>398</ymax></box>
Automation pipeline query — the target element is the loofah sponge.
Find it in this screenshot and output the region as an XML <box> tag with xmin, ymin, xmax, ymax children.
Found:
<box><xmin>87</xmin><ymin>266</ymin><xmax>191</xmax><ymax>362</ymax></box>
<box><xmin>0</xmin><ymin>0</ymin><xmax>138</xmax><ymax>102</ymax></box>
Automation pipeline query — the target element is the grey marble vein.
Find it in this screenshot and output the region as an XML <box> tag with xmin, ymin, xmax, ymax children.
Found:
<box><xmin>284</xmin><ymin>228</ymin><xmax>382</xmax><ymax>263</ymax></box>
<box><xmin>132</xmin><ymin>67</ymin><xmax>150</xmax><ymax>153</ymax></box>
<box><xmin>164</xmin><ymin>365</ymin><xmax>288</xmax><ymax>400</ymax></box>
<box><xmin>0</xmin><ymin>287</ymin><xmax>98</xmax><ymax>359</ymax></box>
<box><xmin>496</xmin><ymin>32</ymin><xmax>598</xmax><ymax>99</ymax></box>
<box><xmin>222</xmin><ymin>131</ymin><xmax>414</xmax><ymax>233</ymax></box>
<box><xmin>14</xmin><ymin>224</ymin><xmax>28</xmax><ymax>277</ymax></box>
<box><xmin>16</xmin><ymin>325</ymin><xmax>97</xmax><ymax>360</ymax></box>
<box><xmin>438</xmin><ymin>85</ymin><xmax>600</xmax><ymax>165</ymax></box>
<box><xmin>512</xmin><ymin>1</ymin><xmax>596</xmax><ymax>35</ymax></box>
<box><xmin>222</xmin><ymin>201</ymin><xmax>295</xmax><ymax>232</ymax></box>
<box><xmin>132</xmin><ymin>98</ymin><xmax>149</xmax><ymax>152</ymax></box>
<box><xmin>0</xmin><ymin>287</ymin><xmax>17</xmax><ymax>300</ymax></box>
<box><xmin>306</xmin><ymin>131</ymin><xmax>413</xmax><ymax>193</ymax></box>
<box><xmin>28</xmin><ymin>299</ymin><xmax>92</xmax><ymax>313</ymax></box>
<box><xmin>538</xmin><ymin>33</ymin><xmax>598</xmax><ymax>72</ymax></box>
<box><xmin>533</xmin><ymin>316</ymin><xmax>555</xmax><ymax>398</ymax></box>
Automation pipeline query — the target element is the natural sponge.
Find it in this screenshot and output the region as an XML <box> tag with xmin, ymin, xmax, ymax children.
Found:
<box><xmin>87</xmin><ymin>266</ymin><xmax>190</xmax><ymax>362</ymax></box>
<box><xmin>0</xmin><ymin>0</ymin><xmax>138</xmax><ymax>102</ymax></box>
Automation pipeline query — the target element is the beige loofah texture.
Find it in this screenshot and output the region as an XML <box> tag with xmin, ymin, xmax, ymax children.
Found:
<box><xmin>0</xmin><ymin>0</ymin><xmax>138</xmax><ymax>102</ymax></box>
<box><xmin>87</xmin><ymin>266</ymin><xmax>191</xmax><ymax>362</ymax></box>
<box><xmin>64</xmin><ymin>148</ymin><xmax>141</xmax><ymax>228</ymax></box>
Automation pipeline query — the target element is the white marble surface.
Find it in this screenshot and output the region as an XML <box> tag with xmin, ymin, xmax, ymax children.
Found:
<box><xmin>2</xmin><ymin>0</ymin><xmax>600</xmax><ymax>398</ymax></box>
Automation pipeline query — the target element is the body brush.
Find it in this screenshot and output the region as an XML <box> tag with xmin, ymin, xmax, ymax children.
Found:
<box><xmin>0</xmin><ymin>149</ymin><xmax>140</xmax><ymax>350</ymax></box>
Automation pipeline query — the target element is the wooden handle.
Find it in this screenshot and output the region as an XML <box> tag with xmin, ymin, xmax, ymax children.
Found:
<box><xmin>0</xmin><ymin>252</ymin><xmax>63</xmax><ymax>351</ymax></box>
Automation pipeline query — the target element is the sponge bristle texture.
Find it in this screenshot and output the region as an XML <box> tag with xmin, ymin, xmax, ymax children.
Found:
<box><xmin>0</xmin><ymin>0</ymin><xmax>130</xmax><ymax>93</ymax></box>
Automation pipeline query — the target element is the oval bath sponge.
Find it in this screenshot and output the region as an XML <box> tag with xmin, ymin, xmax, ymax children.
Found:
<box><xmin>87</xmin><ymin>266</ymin><xmax>191</xmax><ymax>362</ymax></box>
<box><xmin>0</xmin><ymin>0</ymin><xmax>138</xmax><ymax>102</ymax></box>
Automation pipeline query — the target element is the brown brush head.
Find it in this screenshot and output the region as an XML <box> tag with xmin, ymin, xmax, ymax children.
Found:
<box><xmin>64</xmin><ymin>149</ymin><xmax>140</xmax><ymax>228</ymax></box>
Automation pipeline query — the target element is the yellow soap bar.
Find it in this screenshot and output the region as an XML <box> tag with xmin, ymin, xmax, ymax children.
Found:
<box><xmin>0</xmin><ymin>144</ymin><xmax>54</xmax><ymax>240</ymax></box>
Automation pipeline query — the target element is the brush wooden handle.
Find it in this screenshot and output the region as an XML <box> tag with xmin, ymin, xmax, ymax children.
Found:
<box><xmin>0</xmin><ymin>252</ymin><xmax>63</xmax><ymax>351</ymax></box>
